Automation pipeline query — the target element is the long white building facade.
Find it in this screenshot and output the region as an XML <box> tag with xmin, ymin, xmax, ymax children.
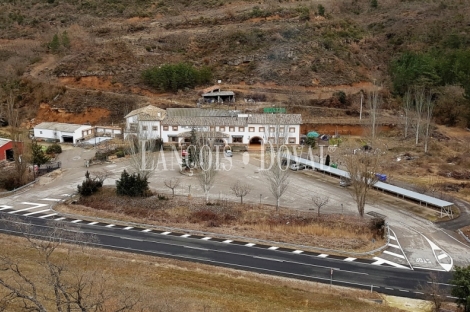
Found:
<box><xmin>124</xmin><ymin>105</ymin><xmax>302</xmax><ymax>147</ymax></box>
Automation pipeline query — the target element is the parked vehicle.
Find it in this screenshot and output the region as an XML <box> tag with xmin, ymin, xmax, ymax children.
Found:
<box><xmin>289</xmin><ymin>163</ymin><xmax>306</xmax><ymax>171</ymax></box>
<box><xmin>339</xmin><ymin>178</ymin><xmax>351</xmax><ymax>187</ymax></box>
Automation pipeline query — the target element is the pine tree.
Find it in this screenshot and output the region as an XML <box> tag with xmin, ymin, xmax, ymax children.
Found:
<box><xmin>61</xmin><ymin>31</ymin><xmax>70</xmax><ymax>49</ymax></box>
<box><xmin>49</xmin><ymin>34</ymin><xmax>60</xmax><ymax>53</ymax></box>
<box><xmin>31</xmin><ymin>141</ymin><xmax>50</xmax><ymax>168</ymax></box>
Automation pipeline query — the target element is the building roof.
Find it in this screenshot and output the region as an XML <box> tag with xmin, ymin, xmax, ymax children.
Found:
<box><xmin>125</xmin><ymin>105</ymin><xmax>166</xmax><ymax>121</ymax></box>
<box><xmin>166</xmin><ymin>108</ymin><xmax>235</xmax><ymax>118</ymax></box>
<box><xmin>34</xmin><ymin>122</ymin><xmax>91</xmax><ymax>132</ymax></box>
<box><xmin>202</xmin><ymin>91</ymin><xmax>235</xmax><ymax>97</ymax></box>
<box><xmin>0</xmin><ymin>138</ymin><xmax>12</xmax><ymax>148</ymax></box>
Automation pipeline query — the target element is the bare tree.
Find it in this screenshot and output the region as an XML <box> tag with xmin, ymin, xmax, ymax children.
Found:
<box><xmin>230</xmin><ymin>180</ymin><xmax>251</xmax><ymax>204</ymax></box>
<box><xmin>126</xmin><ymin>129</ymin><xmax>160</xmax><ymax>179</ymax></box>
<box><xmin>0</xmin><ymin>217</ymin><xmax>139</xmax><ymax>312</ymax></box>
<box><xmin>164</xmin><ymin>177</ymin><xmax>181</xmax><ymax>197</ymax></box>
<box><xmin>263</xmin><ymin>162</ymin><xmax>290</xmax><ymax>211</ymax></box>
<box><xmin>90</xmin><ymin>169</ymin><xmax>113</xmax><ymax>185</ymax></box>
<box><xmin>197</xmin><ymin>146</ymin><xmax>218</xmax><ymax>202</ymax></box>
<box><xmin>414</xmin><ymin>87</ymin><xmax>425</xmax><ymax>146</ymax></box>
<box><xmin>403</xmin><ymin>89</ymin><xmax>413</xmax><ymax>138</ymax></box>
<box><xmin>312</xmin><ymin>195</ymin><xmax>329</xmax><ymax>217</ymax></box>
<box><xmin>343</xmin><ymin>148</ymin><xmax>382</xmax><ymax>217</ymax></box>
<box><xmin>423</xmin><ymin>91</ymin><xmax>435</xmax><ymax>153</ymax></box>
<box><xmin>367</xmin><ymin>87</ymin><xmax>381</xmax><ymax>144</ymax></box>
<box><xmin>417</xmin><ymin>272</ymin><xmax>447</xmax><ymax>312</ymax></box>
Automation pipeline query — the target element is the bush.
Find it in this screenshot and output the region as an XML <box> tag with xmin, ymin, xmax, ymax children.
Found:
<box><xmin>77</xmin><ymin>171</ymin><xmax>102</xmax><ymax>196</ymax></box>
<box><xmin>116</xmin><ymin>150</ymin><xmax>125</xmax><ymax>158</ymax></box>
<box><xmin>116</xmin><ymin>170</ymin><xmax>150</xmax><ymax>197</ymax></box>
<box><xmin>46</xmin><ymin>143</ymin><xmax>62</xmax><ymax>154</ymax></box>
<box><xmin>141</xmin><ymin>62</ymin><xmax>212</xmax><ymax>92</ymax></box>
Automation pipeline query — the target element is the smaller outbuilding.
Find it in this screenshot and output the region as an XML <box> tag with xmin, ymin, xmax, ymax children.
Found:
<box><xmin>33</xmin><ymin>122</ymin><xmax>93</xmax><ymax>143</ymax></box>
<box><xmin>201</xmin><ymin>85</ymin><xmax>235</xmax><ymax>104</ymax></box>
<box><xmin>0</xmin><ymin>138</ymin><xmax>13</xmax><ymax>161</ymax></box>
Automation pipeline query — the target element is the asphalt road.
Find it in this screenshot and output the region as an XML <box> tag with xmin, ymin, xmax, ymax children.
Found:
<box><xmin>0</xmin><ymin>213</ymin><xmax>455</xmax><ymax>300</ymax></box>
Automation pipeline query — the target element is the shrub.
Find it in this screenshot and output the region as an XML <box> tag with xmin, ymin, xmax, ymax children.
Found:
<box><xmin>46</xmin><ymin>143</ymin><xmax>62</xmax><ymax>154</ymax></box>
<box><xmin>317</xmin><ymin>4</ymin><xmax>325</xmax><ymax>17</ymax></box>
<box><xmin>77</xmin><ymin>171</ymin><xmax>102</xmax><ymax>196</ymax></box>
<box><xmin>116</xmin><ymin>170</ymin><xmax>150</xmax><ymax>197</ymax></box>
<box><xmin>116</xmin><ymin>150</ymin><xmax>125</xmax><ymax>158</ymax></box>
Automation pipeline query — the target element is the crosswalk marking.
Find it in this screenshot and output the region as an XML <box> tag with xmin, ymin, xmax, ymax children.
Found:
<box><xmin>181</xmin><ymin>234</ymin><xmax>190</xmax><ymax>237</ymax></box>
<box><xmin>9</xmin><ymin>202</ymin><xmax>47</xmax><ymax>214</ymax></box>
<box><xmin>318</xmin><ymin>254</ymin><xmax>328</xmax><ymax>258</ymax></box>
<box><xmin>88</xmin><ymin>222</ymin><xmax>99</xmax><ymax>225</ymax></box>
<box><xmin>245</xmin><ymin>243</ymin><xmax>255</xmax><ymax>247</ymax></box>
<box><xmin>106</xmin><ymin>224</ymin><xmax>115</xmax><ymax>228</ymax></box>
<box><xmin>384</xmin><ymin>250</ymin><xmax>405</xmax><ymax>259</ymax></box>
<box><xmin>292</xmin><ymin>250</ymin><xmax>303</xmax><ymax>254</ymax></box>
<box><xmin>372</xmin><ymin>257</ymin><xmax>410</xmax><ymax>269</ymax></box>
<box><xmin>55</xmin><ymin>217</ymin><xmax>66</xmax><ymax>221</ymax></box>
<box><xmin>268</xmin><ymin>246</ymin><xmax>279</xmax><ymax>250</ymax></box>
<box><xmin>389</xmin><ymin>236</ymin><xmax>397</xmax><ymax>241</ymax></box>
<box><xmin>161</xmin><ymin>232</ymin><xmax>171</xmax><ymax>235</ymax></box>
<box><xmin>142</xmin><ymin>229</ymin><xmax>152</xmax><ymax>232</ymax></box>
<box><xmin>0</xmin><ymin>205</ymin><xmax>13</xmax><ymax>211</ymax></box>
<box><xmin>344</xmin><ymin>257</ymin><xmax>356</xmax><ymax>262</ymax></box>
<box><xmin>123</xmin><ymin>226</ymin><xmax>133</xmax><ymax>230</ymax></box>
<box><xmin>388</xmin><ymin>243</ymin><xmax>400</xmax><ymax>249</ymax></box>
<box><xmin>71</xmin><ymin>220</ymin><xmax>82</xmax><ymax>223</ymax></box>
<box><xmin>39</xmin><ymin>213</ymin><xmax>57</xmax><ymax>219</ymax></box>
<box><xmin>223</xmin><ymin>240</ymin><xmax>232</xmax><ymax>243</ymax></box>
<box><xmin>24</xmin><ymin>209</ymin><xmax>51</xmax><ymax>216</ymax></box>
<box><xmin>201</xmin><ymin>237</ymin><xmax>212</xmax><ymax>240</ymax></box>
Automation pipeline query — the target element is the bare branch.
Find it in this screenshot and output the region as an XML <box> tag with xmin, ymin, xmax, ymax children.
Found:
<box><xmin>230</xmin><ymin>180</ymin><xmax>251</xmax><ymax>204</ymax></box>
<box><xmin>164</xmin><ymin>178</ymin><xmax>181</xmax><ymax>197</ymax></box>
<box><xmin>312</xmin><ymin>195</ymin><xmax>329</xmax><ymax>217</ymax></box>
<box><xmin>263</xmin><ymin>163</ymin><xmax>290</xmax><ymax>211</ymax></box>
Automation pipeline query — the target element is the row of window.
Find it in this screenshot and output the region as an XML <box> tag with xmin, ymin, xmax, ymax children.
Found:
<box><xmin>138</xmin><ymin>125</ymin><xmax>297</xmax><ymax>133</ymax></box>
<box><xmin>170</xmin><ymin>136</ymin><xmax>297</xmax><ymax>143</ymax></box>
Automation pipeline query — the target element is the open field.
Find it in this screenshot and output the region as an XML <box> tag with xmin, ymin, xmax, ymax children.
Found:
<box><xmin>0</xmin><ymin>233</ymin><xmax>408</xmax><ymax>312</ymax></box>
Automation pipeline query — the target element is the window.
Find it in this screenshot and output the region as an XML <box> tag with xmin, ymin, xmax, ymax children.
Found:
<box><xmin>279</xmin><ymin>127</ymin><xmax>284</xmax><ymax>132</ymax></box>
<box><xmin>163</xmin><ymin>126</ymin><xmax>169</xmax><ymax>131</ymax></box>
<box><xmin>288</xmin><ymin>137</ymin><xmax>296</xmax><ymax>143</ymax></box>
<box><xmin>40</xmin><ymin>131</ymin><xmax>43</xmax><ymax>134</ymax></box>
<box><xmin>229</xmin><ymin>127</ymin><xmax>235</xmax><ymax>132</ymax></box>
<box><xmin>152</xmin><ymin>126</ymin><xmax>158</xmax><ymax>131</ymax></box>
<box><xmin>169</xmin><ymin>136</ymin><xmax>178</xmax><ymax>142</ymax></box>
<box><xmin>210</xmin><ymin>126</ymin><xmax>215</xmax><ymax>132</ymax></box>
<box><xmin>172</xmin><ymin>126</ymin><xmax>178</xmax><ymax>131</ymax></box>
<box><xmin>220</xmin><ymin>126</ymin><xmax>225</xmax><ymax>132</ymax></box>
<box><xmin>142</xmin><ymin>126</ymin><xmax>148</xmax><ymax>131</ymax></box>
<box><xmin>249</xmin><ymin>127</ymin><xmax>255</xmax><ymax>132</ymax></box>
<box><xmin>130</xmin><ymin>124</ymin><xmax>137</xmax><ymax>132</ymax></box>
<box><xmin>239</xmin><ymin>127</ymin><xmax>245</xmax><ymax>132</ymax></box>
<box><xmin>259</xmin><ymin>127</ymin><xmax>265</xmax><ymax>132</ymax></box>
<box><xmin>269</xmin><ymin>127</ymin><xmax>275</xmax><ymax>132</ymax></box>
<box><xmin>268</xmin><ymin>137</ymin><xmax>275</xmax><ymax>143</ymax></box>
<box><xmin>289</xmin><ymin>127</ymin><xmax>295</xmax><ymax>133</ymax></box>
<box><xmin>233</xmin><ymin>137</ymin><xmax>243</xmax><ymax>143</ymax></box>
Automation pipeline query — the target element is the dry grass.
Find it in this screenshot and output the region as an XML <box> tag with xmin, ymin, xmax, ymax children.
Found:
<box><xmin>0</xmin><ymin>233</ymin><xmax>404</xmax><ymax>312</ymax></box>
<box><xmin>61</xmin><ymin>187</ymin><xmax>385</xmax><ymax>253</ymax></box>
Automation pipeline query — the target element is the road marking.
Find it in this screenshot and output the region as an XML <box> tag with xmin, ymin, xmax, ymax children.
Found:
<box><xmin>372</xmin><ymin>257</ymin><xmax>410</xmax><ymax>269</ymax></box>
<box><xmin>399</xmin><ymin>289</ymin><xmax>409</xmax><ymax>292</ymax></box>
<box><xmin>268</xmin><ymin>246</ymin><xmax>279</xmax><ymax>250</ymax></box>
<box><xmin>421</xmin><ymin>235</ymin><xmax>453</xmax><ymax>272</ymax></box>
<box><xmin>24</xmin><ymin>209</ymin><xmax>51</xmax><ymax>216</ymax></box>
<box><xmin>223</xmin><ymin>240</ymin><xmax>232</xmax><ymax>243</ymax></box>
<box><xmin>201</xmin><ymin>237</ymin><xmax>212</xmax><ymax>240</ymax></box>
<box><xmin>438</xmin><ymin>254</ymin><xmax>449</xmax><ymax>260</ymax></box>
<box><xmin>385</xmin><ymin>287</ymin><xmax>394</xmax><ymax>290</ymax></box>
<box><xmin>388</xmin><ymin>235</ymin><xmax>397</xmax><ymax>241</ymax></box>
<box><xmin>245</xmin><ymin>243</ymin><xmax>255</xmax><ymax>247</ymax></box>
<box><xmin>88</xmin><ymin>222</ymin><xmax>99</xmax><ymax>225</ymax></box>
<box><xmin>0</xmin><ymin>205</ymin><xmax>13</xmax><ymax>211</ymax></box>
<box><xmin>414</xmin><ymin>291</ymin><xmax>424</xmax><ymax>294</ymax></box>
<box><xmin>106</xmin><ymin>224</ymin><xmax>115</xmax><ymax>228</ymax></box>
<box><xmin>181</xmin><ymin>234</ymin><xmax>191</xmax><ymax>238</ymax></box>
<box><xmin>61</xmin><ymin>194</ymin><xmax>69</xmax><ymax>197</ymax></box>
<box><xmin>161</xmin><ymin>232</ymin><xmax>171</xmax><ymax>235</ymax></box>
<box><xmin>123</xmin><ymin>226</ymin><xmax>133</xmax><ymax>230</ymax></box>
<box><xmin>344</xmin><ymin>257</ymin><xmax>356</xmax><ymax>262</ymax></box>
<box><xmin>55</xmin><ymin>217</ymin><xmax>66</xmax><ymax>221</ymax></box>
<box><xmin>388</xmin><ymin>243</ymin><xmax>400</xmax><ymax>249</ymax></box>
<box><xmin>292</xmin><ymin>250</ymin><xmax>303</xmax><ymax>254</ymax></box>
<box><xmin>9</xmin><ymin>202</ymin><xmax>47</xmax><ymax>213</ymax></box>
<box><xmin>384</xmin><ymin>250</ymin><xmax>405</xmax><ymax>259</ymax></box>
<box><xmin>318</xmin><ymin>254</ymin><xmax>328</xmax><ymax>258</ymax></box>
<box><xmin>142</xmin><ymin>229</ymin><xmax>152</xmax><ymax>232</ymax></box>
<box><xmin>71</xmin><ymin>220</ymin><xmax>82</xmax><ymax>223</ymax></box>
<box><xmin>42</xmin><ymin>198</ymin><xmax>61</xmax><ymax>202</ymax></box>
<box><xmin>39</xmin><ymin>213</ymin><xmax>57</xmax><ymax>219</ymax></box>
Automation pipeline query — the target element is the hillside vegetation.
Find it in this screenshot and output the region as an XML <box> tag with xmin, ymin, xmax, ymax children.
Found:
<box><xmin>0</xmin><ymin>0</ymin><xmax>469</xmax><ymax>126</ymax></box>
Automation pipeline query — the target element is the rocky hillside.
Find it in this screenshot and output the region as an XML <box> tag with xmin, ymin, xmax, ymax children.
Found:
<box><xmin>0</xmin><ymin>0</ymin><xmax>469</xmax><ymax>126</ymax></box>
